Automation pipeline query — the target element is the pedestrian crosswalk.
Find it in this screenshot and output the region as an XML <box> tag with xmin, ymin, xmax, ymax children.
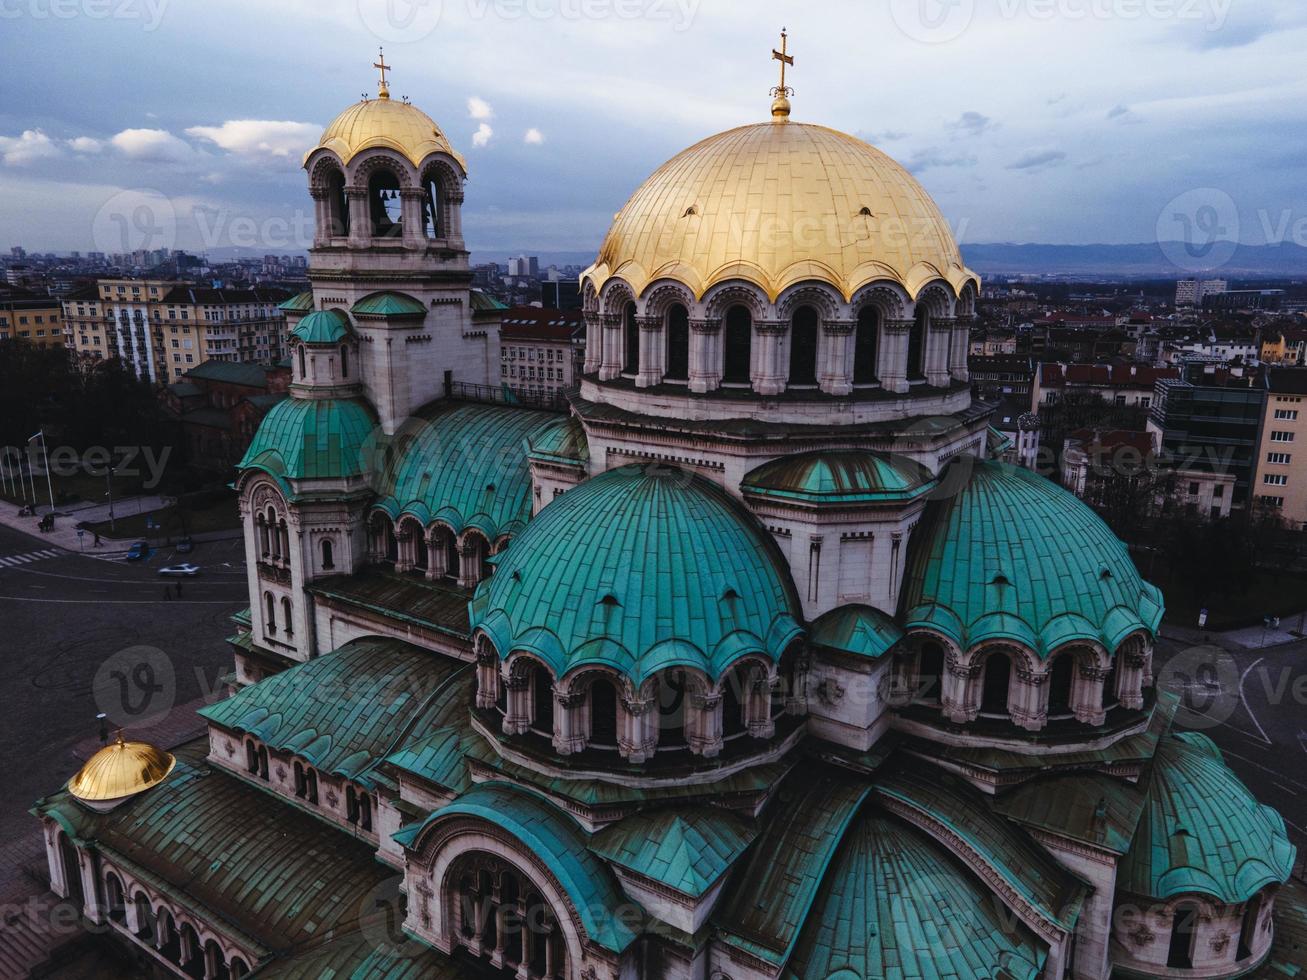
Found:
<box><xmin>0</xmin><ymin>548</ymin><xmax>64</xmax><ymax>568</ymax></box>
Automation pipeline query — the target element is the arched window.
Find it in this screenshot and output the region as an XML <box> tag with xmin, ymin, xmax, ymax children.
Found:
<box><xmin>423</xmin><ymin>173</ymin><xmax>443</xmax><ymax>238</ymax></box>
<box><xmin>321</xmin><ymin>538</ymin><xmax>334</xmax><ymax>570</ymax></box>
<box><xmin>980</xmin><ymin>652</ymin><xmax>1011</xmax><ymax>716</ymax></box>
<box><xmin>231</xmin><ymin>958</ymin><xmax>249</xmax><ymax>980</ymax></box>
<box><xmin>297</xmin><ymin>345</ymin><xmax>306</xmax><ymax>379</ymax></box>
<box><xmin>264</xmin><ymin>592</ymin><xmax>276</xmax><ymax>633</ymax></box>
<box><xmin>623</xmin><ymin>302</ymin><xmax>639</xmax><ymax>375</ymax></box>
<box><xmin>721</xmin><ymin>669</ymin><xmax>747</xmax><ymax>739</ymax></box>
<box><xmin>665</xmin><ymin>304</ymin><xmax>689</xmax><ymax>381</ymax></box>
<box><xmin>1101</xmin><ymin>658</ymin><xmax>1119</xmax><ymax>709</ymax></box>
<box><xmin>1238</xmin><ymin>893</ymin><xmax>1264</xmax><ymax>961</ymax></box>
<box><xmin>657</xmin><ymin>670</ymin><xmax>689</xmax><ymax>748</ymax></box>
<box><xmin>340</xmin><ymin>345</ymin><xmax>348</xmax><ymax>378</ymax></box>
<box><xmin>1048</xmin><ymin>655</ymin><xmax>1075</xmax><ymax>717</ymax></box>
<box><xmin>281</xmin><ymin>597</ymin><xmax>293</xmax><ymax>637</ymax></box>
<box><xmin>854</xmin><ymin>306</ymin><xmax>879</xmax><ymax>384</ymax></box>
<box><xmin>589</xmin><ymin>677</ymin><xmax>619</xmax><ymax>749</ymax></box>
<box><xmin>293</xmin><ymin>761</ymin><xmax>306</xmax><ymax>797</ymax></box>
<box><xmin>368</xmin><ymin>169</ymin><xmax>403</xmax><ymax>238</ymax></box>
<box><xmin>326</xmin><ymin>168</ymin><xmax>349</xmax><ymax>237</ymax></box>
<box><xmin>305</xmin><ymin>768</ymin><xmax>318</xmax><ymax>804</ymax></box>
<box><xmin>104</xmin><ymin>873</ymin><xmax>126</xmax><ymax>924</ymax></box>
<box><xmin>788</xmin><ymin>306</ymin><xmax>819</xmax><ymax>386</ymax></box>
<box><xmin>257</xmin><ymin>745</ymin><xmax>268</xmax><ymax>780</ymax></box>
<box><xmin>908</xmin><ymin>308</ymin><xmax>928</xmax><ymax>381</ymax></box>
<box><xmin>1168</xmin><ymin>902</ymin><xmax>1199</xmax><ymax>969</ymax></box>
<box><xmin>723</xmin><ymin>305</ymin><xmax>752</xmax><ymax>384</ymax></box>
<box><xmin>245</xmin><ymin>740</ymin><xmax>259</xmax><ymax>774</ymax></box>
<box><xmin>918</xmin><ymin>643</ymin><xmax>944</xmax><ymax>704</ymax></box>
<box><xmin>133</xmin><ymin>892</ymin><xmax>155</xmax><ymax>940</ymax></box>
<box><xmin>530</xmin><ymin>662</ymin><xmax>554</xmax><ymax>737</ymax></box>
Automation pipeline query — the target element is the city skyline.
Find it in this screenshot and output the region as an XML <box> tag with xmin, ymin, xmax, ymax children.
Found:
<box><xmin>2</xmin><ymin>0</ymin><xmax>1307</xmax><ymax>257</ymax></box>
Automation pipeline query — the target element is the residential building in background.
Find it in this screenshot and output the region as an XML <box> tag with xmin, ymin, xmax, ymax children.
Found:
<box><xmin>498</xmin><ymin>305</ymin><xmax>583</xmax><ymax>400</ymax></box>
<box><xmin>61</xmin><ymin>279</ymin><xmax>288</xmax><ymax>381</ymax></box>
<box><xmin>162</xmin><ymin>361</ymin><xmax>290</xmax><ymax>472</ymax></box>
<box><xmin>1175</xmin><ymin>278</ymin><xmax>1227</xmax><ymax>307</ymax></box>
<box><xmin>1261</xmin><ymin>328</ymin><xmax>1307</xmax><ymax>366</ymax></box>
<box><xmin>1032</xmin><ymin>362</ymin><xmax>1179</xmax><ymax>411</ymax></box>
<box><xmin>0</xmin><ymin>285</ymin><xmax>64</xmax><ymax>347</ymax></box>
<box><xmin>1252</xmin><ymin>368</ymin><xmax>1307</xmax><ymax>528</ymax></box>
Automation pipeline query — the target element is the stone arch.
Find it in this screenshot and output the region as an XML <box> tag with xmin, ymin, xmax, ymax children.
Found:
<box><xmin>368</xmin><ymin>510</ymin><xmax>397</xmax><ymax>564</ymax></box>
<box><xmin>701</xmin><ymin>281</ymin><xmax>768</xmax><ymax>322</ymax></box>
<box><xmin>775</xmin><ymin>282</ymin><xmax>844</xmax><ymax>322</ymax></box>
<box><xmin>851</xmin><ymin>281</ymin><xmax>911</xmax><ymax>321</ymax></box>
<box><xmin>417</xmin><ymin>157</ymin><xmax>463</xmax><ymax>239</ymax></box>
<box><xmin>598</xmin><ymin>278</ymin><xmax>636</xmax><ymax>316</ymax></box>
<box><xmin>646</xmin><ymin>665</ymin><xmax>711</xmax><ymax>751</ymax></box>
<box><xmin>640</xmin><ymin>279</ymin><xmax>696</xmax><ymax>321</ymax></box>
<box><xmin>349</xmin><ymin>150</ymin><xmax>415</xmax><ymax>189</ymax></box>
<box><xmin>957</xmin><ymin>280</ymin><xmax>978</xmax><ymax>317</ymax></box>
<box><xmin>715</xmin><ymin>656</ymin><xmax>777</xmax><ymax>740</ymax></box>
<box><xmin>912</xmin><ymin>280</ymin><xmax>957</xmax><ymax>319</ymax></box>
<box><xmin>456</xmin><ymin>528</ymin><xmax>492</xmax><ymax>588</ymax></box>
<box><xmin>396</xmin><ymin>514</ymin><xmax>428</xmax><ymax>573</ymax></box>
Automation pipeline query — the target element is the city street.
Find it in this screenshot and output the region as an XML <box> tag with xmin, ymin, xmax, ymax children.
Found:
<box><xmin>0</xmin><ymin>522</ymin><xmax>246</xmax><ymax>843</ymax></box>
<box><xmin>1154</xmin><ymin>631</ymin><xmax>1307</xmax><ymax>852</ymax></box>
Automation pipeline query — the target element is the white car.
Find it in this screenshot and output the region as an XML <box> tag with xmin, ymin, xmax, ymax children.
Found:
<box><xmin>158</xmin><ymin>563</ymin><xmax>200</xmax><ymax>577</ymax></box>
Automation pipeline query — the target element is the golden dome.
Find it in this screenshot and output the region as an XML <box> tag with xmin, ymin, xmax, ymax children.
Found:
<box><xmin>68</xmin><ymin>734</ymin><xmax>175</xmax><ymax>804</ymax></box>
<box><xmin>308</xmin><ymin>97</ymin><xmax>466</xmax><ymax>171</ymax></box>
<box><xmin>583</xmin><ymin>120</ymin><xmax>978</xmax><ymax>303</ymax></box>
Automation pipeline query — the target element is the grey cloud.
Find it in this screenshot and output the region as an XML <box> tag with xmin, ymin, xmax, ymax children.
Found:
<box><xmin>948</xmin><ymin>111</ymin><xmax>995</xmax><ymax>138</ymax></box>
<box><xmin>1007</xmin><ymin>150</ymin><xmax>1067</xmax><ymax>172</ymax></box>
<box><xmin>907</xmin><ymin>147</ymin><xmax>979</xmax><ymax>174</ymax></box>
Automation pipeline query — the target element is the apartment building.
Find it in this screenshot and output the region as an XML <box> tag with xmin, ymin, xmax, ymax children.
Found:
<box><xmin>498</xmin><ymin>306</ymin><xmax>583</xmax><ymax>400</ymax></box>
<box><xmin>1253</xmin><ymin>368</ymin><xmax>1307</xmax><ymax>528</ymax></box>
<box><xmin>0</xmin><ymin>285</ymin><xmax>65</xmax><ymax>348</ymax></box>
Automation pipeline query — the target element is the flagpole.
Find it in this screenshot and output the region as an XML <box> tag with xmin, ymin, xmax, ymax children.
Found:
<box><xmin>39</xmin><ymin>431</ymin><xmax>54</xmax><ymax>511</ymax></box>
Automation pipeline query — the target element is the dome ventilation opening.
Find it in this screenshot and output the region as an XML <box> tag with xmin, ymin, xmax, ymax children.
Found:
<box><xmin>857</xmin><ymin>206</ymin><xmax>875</xmax><ymax>217</ymax></box>
<box><xmin>991</xmin><ymin>573</ymin><xmax>1011</xmax><ymax>586</ymax></box>
<box><xmin>682</xmin><ymin>205</ymin><xmax>699</xmax><ymax>218</ymax></box>
<box><xmin>1099</xmin><ymin>565</ymin><xmax>1113</xmax><ymax>581</ymax></box>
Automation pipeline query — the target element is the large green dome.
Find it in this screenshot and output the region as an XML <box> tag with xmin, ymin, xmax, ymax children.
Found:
<box><xmin>899</xmin><ymin>460</ymin><xmax>1163</xmax><ymax>657</ymax></box>
<box><xmin>469</xmin><ymin>464</ymin><xmax>803</xmax><ymax>685</ymax></box>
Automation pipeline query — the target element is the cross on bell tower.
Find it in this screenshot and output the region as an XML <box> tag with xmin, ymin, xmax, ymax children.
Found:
<box><xmin>770</xmin><ymin>28</ymin><xmax>794</xmax><ymax>119</ymax></box>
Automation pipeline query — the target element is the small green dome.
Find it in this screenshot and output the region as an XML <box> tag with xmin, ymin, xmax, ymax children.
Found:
<box><xmin>1118</xmin><ymin>733</ymin><xmax>1295</xmax><ymax>904</ymax></box>
<box><xmin>292</xmin><ymin>309</ymin><xmax>353</xmax><ymax>345</ymax></box>
<box><xmin>900</xmin><ymin>460</ymin><xmax>1163</xmax><ymax>657</ymax></box>
<box><xmin>809</xmin><ymin>604</ymin><xmax>904</xmax><ymax>659</ymax></box>
<box><xmin>785</xmin><ymin>812</ymin><xmax>1045</xmax><ymax>980</ymax></box>
<box><xmin>351</xmin><ymin>291</ymin><xmax>426</xmax><ymax>318</ymax></box>
<box><xmin>470</xmin><ymin>464</ymin><xmax>803</xmax><ymax>684</ymax></box>
<box><xmin>238</xmin><ymin>397</ymin><xmax>377</xmax><ymax>483</ymax></box>
<box><xmin>742</xmin><ymin>450</ymin><xmax>935</xmax><ymax>505</ymax></box>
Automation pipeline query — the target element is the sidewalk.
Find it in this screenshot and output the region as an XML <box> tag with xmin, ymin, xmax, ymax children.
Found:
<box><xmin>1160</xmin><ymin>614</ymin><xmax>1307</xmax><ymax>651</ymax></box>
<box><xmin>0</xmin><ymin>496</ymin><xmax>241</xmax><ymax>555</ymax></box>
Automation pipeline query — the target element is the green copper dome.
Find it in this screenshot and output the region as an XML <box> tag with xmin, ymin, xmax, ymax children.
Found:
<box><xmin>238</xmin><ymin>396</ymin><xmax>377</xmax><ymax>484</ymax></box>
<box><xmin>785</xmin><ymin>813</ymin><xmax>1045</xmax><ymax>980</ymax></box>
<box><xmin>1118</xmin><ymin>733</ymin><xmax>1295</xmax><ymax>904</ymax></box>
<box><xmin>469</xmin><ymin>464</ymin><xmax>804</xmax><ymax>684</ymax></box>
<box><xmin>899</xmin><ymin>460</ymin><xmax>1163</xmax><ymax>657</ymax></box>
<box><xmin>742</xmin><ymin>450</ymin><xmax>935</xmax><ymax>506</ymax></box>
<box><xmin>291</xmin><ymin>308</ymin><xmax>353</xmax><ymax>345</ymax></box>
<box><xmin>809</xmin><ymin>604</ymin><xmax>904</xmax><ymax>659</ymax></box>
<box><xmin>351</xmin><ymin>291</ymin><xmax>426</xmax><ymax>318</ymax></box>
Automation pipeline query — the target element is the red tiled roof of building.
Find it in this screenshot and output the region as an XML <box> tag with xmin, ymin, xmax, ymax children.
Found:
<box><xmin>1066</xmin><ymin>428</ymin><xmax>1156</xmax><ymax>456</ymax></box>
<box><xmin>499</xmin><ymin>306</ymin><xmax>583</xmax><ymax>343</ymax></box>
<box><xmin>1040</xmin><ymin>362</ymin><xmax>1179</xmax><ymax>389</ymax></box>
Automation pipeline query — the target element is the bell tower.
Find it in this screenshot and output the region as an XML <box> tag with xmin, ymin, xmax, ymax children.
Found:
<box><xmin>301</xmin><ymin>53</ymin><xmax>497</xmax><ymax>433</ymax></box>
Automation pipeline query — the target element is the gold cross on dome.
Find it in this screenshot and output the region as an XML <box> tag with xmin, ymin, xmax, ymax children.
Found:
<box><xmin>374</xmin><ymin>48</ymin><xmax>392</xmax><ymax>99</ymax></box>
<box><xmin>772</xmin><ymin>28</ymin><xmax>794</xmax><ymax>97</ymax></box>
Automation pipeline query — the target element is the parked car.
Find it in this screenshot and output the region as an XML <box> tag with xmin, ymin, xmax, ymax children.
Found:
<box><xmin>176</xmin><ymin>537</ymin><xmax>194</xmax><ymax>554</ymax></box>
<box><xmin>158</xmin><ymin>563</ymin><xmax>200</xmax><ymax>577</ymax></box>
<box><xmin>125</xmin><ymin>541</ymin><xmax>150</xmax><ymax>561</ymax></box>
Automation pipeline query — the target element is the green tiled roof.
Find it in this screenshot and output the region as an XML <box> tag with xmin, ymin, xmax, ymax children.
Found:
<box><xmin>291</xmin><ymin>309</ymin><xmax>353</xmax><ymax>345</ymax></box>
<box><xmin>987</xmin><ymin>424</ymin><xmax>1015</xmax><ymax>456</ymax></box>
<box><xmin>470</xmin><ymin>463</ymin><xmax>804</xmax><ymax>685</ymax></box>
<box><xmin>590</xmin><ymin>807</ymin><xmax>758</xmax><ymax>897</ymax></box>
<box><xmin>874</xmin><ymin>766</ymin><xmax>1088</xmax><ymax>931</ymax></box>
<box><xmin>1118</xmin><ymin>733</ymin><xmax>1295</xmax><ymax>904</ymax></box>
<box><xmin>527</xmin><ymin>415</ymin><xmax>590</xmax><ymax>467</ymax></box>
<box><xmin>238</xmin><ymin>396</ymin><xmax>377</xmax><ymax>483</ymax></box>
<box><xmin>383</xmin><ymin>725</ymin><xmax>472</xmax><ymax>794</ymax></box>
<box><xmin>350</xmin><ymin>291</ymin><xmax>426</xmax><ymax>318</ymax></box>
<box><xmin>899</xmin><ymin>460</ymin><xmax>1164</xmax><ymax>657</ymax></box>
<box><xmin>809</xmin><ymin>603</ymin><xmax>904</xmax><ymax>659</ymax></box>
<box><xmin>308</xmin><ymin>569</ymin><xmax>473</xmax><ymax>639</ymax></box>
<box><xmin>34</xmin><ymin>742</ymin><xmax>398</xmax><ymax>953</ymax></box>
<box><xmin>784</xmin><ymin>813</ymin><xmax>1046</xmax><ymax>980</ymax></box>
<box><xmin>742</xmin><ymin>450</ymin><xmax>936</xmax><ymax>505</ymax></box>
<box><xmin>470</xmin><ymin>289</ymin><xmax>508</xmax><ymax>312</ymax></box>
<box><xmin>186</xmin><ymin>360</ymin><xmax>274</xmax><ymax>388</ymax></box>
<box><xmin>995</xmin><ymin>771</ymin><xmax>1147</xmax><ymax>856</ymax></box>
<box><xmin>373</xmin><ymin>403</ymin><xmax>557</xmax><ymax>541</ymax></box>
<box><xmin>256</xmin><ymin>930</ymin><xmax>462</xmax><ymax>979</ymax></box>
<box><xmin>278</xmin><ymin>291</ymin><xmax>315</xmax><ymax>313</ymax></box>
<box><xmin>198</xmin><ymin>637</ymin><xmax>468</xmax><ymax>787</ymax></box>
<box><xmin>394</xmin><ymin>782</ymin><xmax>638</xmax><ymax>954</ymax></box>
<box><xmin>714</xmin><ymin>771</ymin><xmax>871</xmax><ymax>965</ymax></box>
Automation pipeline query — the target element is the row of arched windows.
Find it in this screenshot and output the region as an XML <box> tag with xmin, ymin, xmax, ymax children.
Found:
<box><xmin>263</xmin><ymin>592</ymin><xmax>293</xmax><ymax>638</ymax></box>
<box><xmin>320</xmin><ymin>167</ymin><xmax>447</xmax><ymax>240</ymax></box>
<box><xmin>610</xmin><ymin>301</ymin><xmax>926</xmax><ymax>388</ymax></box>
<box><xmin>244</xmin><ymin>736</ymin><xmax>373</xmax><ymax>832</ymax></box>
<box><xmin>452</xmin><ymin>857</ymin><xmax>565</xmax><ymax>979</ymax></box>
<box><xmin>295</xmin><ymin>344</ymin><xmax>350</xmax><ymax>382</ymax></box>
<box><xmin>256</xmin><ymin>506</ymin><xmax>289</xmax><ymax>565</ymax></box>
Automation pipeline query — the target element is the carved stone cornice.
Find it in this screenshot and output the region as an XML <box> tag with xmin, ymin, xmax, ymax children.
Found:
<box><xmin>755</xmin><ymin>319</ymin><xmax>787</xmax><ymax>335</ymax></box>
<box><xmin>822</xmin><ymin>319</ymin><xmax>855</xmax><ymax>335</ymax></box>
<box><xmin>930</xmin><ymin>317</ymin><xmax>958</xmax><ymax>332</ymax></box>
<box><xmin>689</xmin><ymin>318</ymin><xmax>721</xmax><ymax>335</ymax></box>
<box><xmin>884</xmin><ymin>319</ymin><xmax>914</xmax><ymax>334</ymax></box>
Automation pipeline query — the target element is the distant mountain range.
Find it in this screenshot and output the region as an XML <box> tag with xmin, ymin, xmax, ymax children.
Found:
<box><xmin>958</xmin><ymin>242</ymin><xmax>1307</xmax><ymax>279</ymax></box>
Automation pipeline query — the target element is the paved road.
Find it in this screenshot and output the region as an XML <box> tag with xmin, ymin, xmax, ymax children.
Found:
<box><xmin>0</xmin><ymin>523</ymin><xmax>246</xmax><ymax>842</ymax></box>
<box><xmin>1154</xmin><ymin>633</ymin><xmax>1307</xmax><ymax>850</ymax></box>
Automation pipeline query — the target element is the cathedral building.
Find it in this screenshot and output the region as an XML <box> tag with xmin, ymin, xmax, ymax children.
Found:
<box><xmin>34</xmin><ymin>46</ymin><xmax>1304</xmax><ymax>980</ymax></box>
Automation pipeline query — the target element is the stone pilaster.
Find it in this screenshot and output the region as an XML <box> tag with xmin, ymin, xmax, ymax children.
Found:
<box><xmin>926</xmin><ymin>317</ymin><xmax>955</xmax><ymax>388</ymax></box>
<box><xmin>635</xmin><ymin>316</ymin><xmax>662</xmax><ymax>388</ymax></box>
<box><xmin>687</xmin><ymin>692</ymin><xmax>724</xmax><ymax>757</ymax></box>
<box><xmin>619</xmin><ymin>695</ymin><xmax>659</xmax><ymax>762</ymax></box>
<box><xmin>346</xmin><ymin>188</ymin><xmax>369</xmax><ymax>248</ymax></box>
<box><xmin>942</xmin><ymin>658</ymin><xmax>980</xmax><ymax>723</ymax></box>
<box><xmin>552</xmin><ymin>691</ymin><xmax>587</xmax><ymax>755</ymax></box>
<box><xmin>754</xmin><ymin>320</ymin><xmax>787</xmax><ymax>395</ymax></box>
<box><xmin>951</xmin><ymin>314</ymin><xmax>974</xmax><ymax>382</ymax></box>
<box><xmin>744</xmin><ymin>676</ymin><xmax>777</xmax><ymax>738</ymax></box>
<box><xmin>475</xmin><ymin>650</ymin><xmax>500</xmax><ymax>710</ymax></box>
<box><xmin>1009</xmin><ymin>660</ymin><xmax>1046</xmax><ymax>732</ymax></box>
<box><xmin>819</xmin><ymin>320</ymin><xmax>855</xmax><ymax>395</ymax></box>
<box><xmin>688</xmin><ymin>318</ymin><xmax>721</xmax><ymax>393</ymax></box>
<box><xmin>598</xmin><ymin>314</ymin><xmax>623</xmax><ymax>381</ymax></box>
<box><xmin>880</xmin><ymin>319</ymin><xmax>912</xmax><ymax>394</ymax></box>
<box><xmin>400</xmin><ymin>188</ymin><xmax>426</xmax><ymax>246</ymax></box>
<box><xmin>1073</xmin><ymin>662</ymin><xmax>1110</xmax><ymax>726</ymax></box>
<box><xmin>582</xmin><ymin>312</ymin><xmax>602</xmax><ymax>374</ymax></box>
<box><xmin>502</xmin><ymin>674</ymin><xmax>531</xmax><ymax>735</ymax></box>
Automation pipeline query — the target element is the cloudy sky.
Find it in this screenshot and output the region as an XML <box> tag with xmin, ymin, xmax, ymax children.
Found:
<box><xmin>2</xmin><ymin>0</ymin><xmax>1306</xmax><ymax>257</ymax></box>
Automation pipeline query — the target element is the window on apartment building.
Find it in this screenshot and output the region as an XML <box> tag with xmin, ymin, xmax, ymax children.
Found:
<box><xmin>1265</xmin><ymin>474</ymin><xmax>1289</xmax><ymax>487</ymax></box>
<box><xmin>1271</xmin><ymin>431</ymin><xmax>1296</xmax><ymax>443</ymax></box>
<box><xmin>1188</xmin><ymin>482</ymin><xmax>1200</xmax><ymax>495</ymax></box>
<box><xmin>186</xmin><ymin>354</ymin><xmax>194</xmax><ymax>363</ymax></box>
<box><xmin>1268</xmin><ymin>452</ymin><xmax>1292</xmax><ymax>465</ymax></box>
<box><xmin>1275</xmin><ymin>409</ymin><xmax>1299</xmax><ymax>421</ymax></box>
<box><xmin>1213</xmin><ymin>485</ymin><xmax>1224</xmax><ymax>499</ymax></box>
<box><xmin>1260</xmin><ymin>496</ymin><xmax>1285</xmax><ymax>508</ymax></box>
